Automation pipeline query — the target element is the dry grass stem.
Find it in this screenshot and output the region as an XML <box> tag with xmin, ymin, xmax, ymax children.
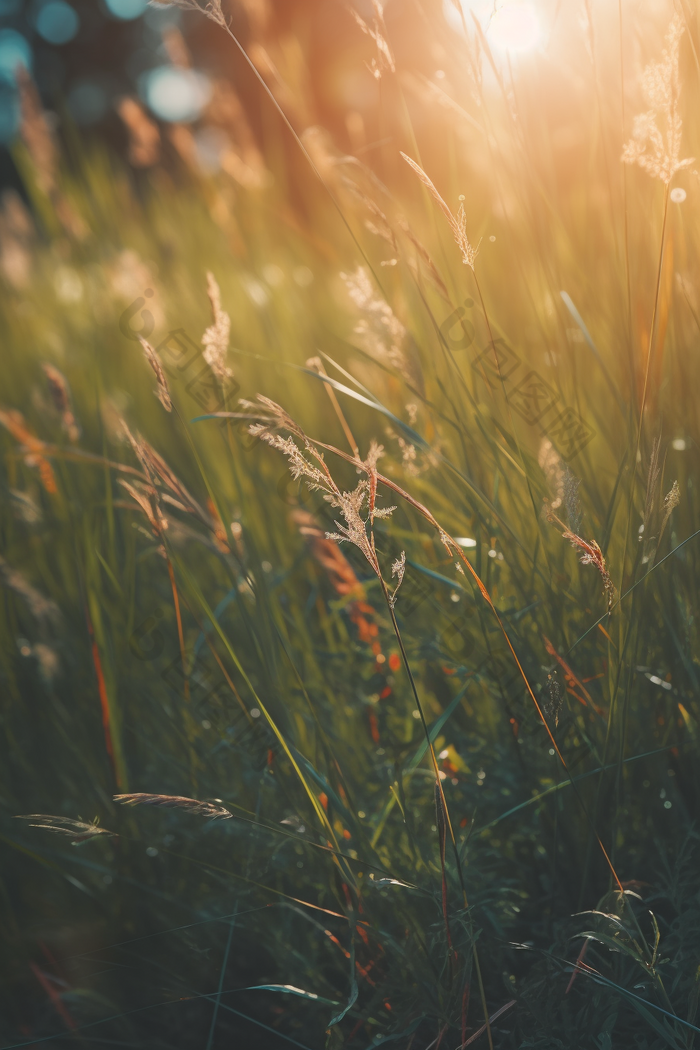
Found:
<box><xmin>114</xmin><ymin>793</ymin><xmax>232</xmax><ymax>819</ymax></box>
<box><xmin>14</xmin><ymin>815</ymin><xmax>116</xmax><ymax>843</ymax></box>
<box><xmin>546</xmin><ymin>504</ymin><xmax>616</xmax><ymax>613</ymax></box>
<box><xmin>400</xmin><ymin>153</ymin><xmax>479</xmax><ymax>269</ymax></box>
<box><xmin>622</xmin><ymin>14</ymin><xmax>694</xmax><ymax>183</ymax></box>
<box><xmin>42</xmin><ymin>363</ymin><xmax>80</xmax><ymax>443</ymax></box>
<box><xmin>202</xmin><ymin>271</ymin><xmax>233</xmax><ymax>380</ymax></box>
<box><xmin>348</xmin><ymin>0</ymin><xmax>395</xmax><ymax>79</ymax></box>
<box><xmin>138</xmin><ymin>338</ymin><xmax>172</xmax><ymax>412</ymax></box>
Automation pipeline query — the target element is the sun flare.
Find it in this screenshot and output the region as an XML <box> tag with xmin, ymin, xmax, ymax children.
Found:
<box><xmin>446</xmin><ymin>1</ymin><xmax>542</xmax><ymax>54</ymax></box>
<box><xmin>489</xmin><ymin>3</ymin><xmax>541</xmax><ymax>52</ymax></box>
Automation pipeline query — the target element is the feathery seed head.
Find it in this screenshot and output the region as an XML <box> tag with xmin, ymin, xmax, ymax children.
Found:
<box><xmin>114</xmin><ymin>793</ymin><xmax>231</xmax><ymax>819</ymax></box>
<box><xmin>139</xmin><ymin>337</ymin><xmax>172</xmax><ymax>412</ymax></box>
<box><xmin>42</xmin><ymin>363</ymin><xmax>80</xmax><ymax>442</ymax></box>
<box><xmin>400</xmin><ymin>153</ymin><xmax>479</xmax><ymax>269</ymax></box>
<box><xmin>341</xmin><ymin>267</ymin><xmax>408</xmax><ymax>375</ymax></box>
<box><xmin>15</xmin><ymin>814</ymin><xmax>116</xmax><ymax>844</ymax></box>
<box><xmin>622</xmin><ymin>14</ymin><xmax>693</xmax><ymax>184</ymax></box>
<box><xmin>202</xmin><ymin>271</ymin><xmax>233</xmax><ymax>381</ymax></box>
<box><xmin>350</xmin><ymin>0</ymin><xmax>395</xmax><ymax>79</ymax></box>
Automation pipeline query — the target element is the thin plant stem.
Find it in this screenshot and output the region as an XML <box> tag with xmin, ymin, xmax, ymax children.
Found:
<box><xmin>377</xmin><ymin>575</ymin><xmax>494</xmax><ymax>1050</ymax></box>
<box><xmin>165</xmin><ymin>552</ymin><xmax>190</xmax><ymax>704</ymax></box>
<box><xmin>620</xmin><ymin>181</ymin><xmax>671</xmax><ymax>594</ymax></box>
<box><xmin>619</xmin><ymin>0</ymin><xmax>633</xmax><ymax>360</ymax></box>
<box><xmin>299</xmin><ymin>432</ymin><xmax>625</xmax><ymax>893</ymax></box>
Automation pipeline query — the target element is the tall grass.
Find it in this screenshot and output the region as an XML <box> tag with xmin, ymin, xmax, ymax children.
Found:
<box><xmin>2</xmin><ymin>1</ymin><xmax>700</xmax><ymax>1047</ymax></box>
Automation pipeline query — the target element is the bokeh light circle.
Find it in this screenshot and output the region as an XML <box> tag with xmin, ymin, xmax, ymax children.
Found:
<box><xmin>0</xmin><ymin>29</ymin><xmax>31</xmax><ymax>82</ymax></box>
<box><xmin>670</xmin><ymin>187</ymin><xmax>687</xmax><ymax>204</ymax></box>
<box><xmin>103</xmin><ymin>0</ymin><xmax>147</xmax><ymax>21</ymax></box>
<box><xmin>35</xmin><ymin>1</ymin><xmax>79</xmax><ymax>45</ymax></box>
<box><xmin>142</xmin><ymin>67</ymin><xmax>211</xmax><ymax>123</ymax></box>
<box><xmin>489</xmin><ymin>4</ymin><xmax>541</xmax><ymax>52</ymax></box>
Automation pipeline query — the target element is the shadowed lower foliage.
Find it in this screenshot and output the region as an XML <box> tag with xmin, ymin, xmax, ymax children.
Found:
<box><xmin>2</xmin><ymin>1</ymin><xmax>700</xmax><ymax>1048</ymax></box>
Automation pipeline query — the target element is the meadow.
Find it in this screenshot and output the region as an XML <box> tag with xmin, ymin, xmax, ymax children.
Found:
<box><xmin>1</xmin><ymin>1</ymin><xmax>700</xmax><ymax>1046</ymax></box>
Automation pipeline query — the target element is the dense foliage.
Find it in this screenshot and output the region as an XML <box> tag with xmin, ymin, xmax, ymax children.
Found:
<box><xmin>2</xmin><ymin>3</ymin><xmax>700</xmax><ymax>1047</ymax></box>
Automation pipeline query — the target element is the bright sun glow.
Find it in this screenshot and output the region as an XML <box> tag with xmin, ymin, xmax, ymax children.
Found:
<box><xmin>445</xmin><ymin>1</ymin><xmax>542</xmax><ymax>54</ymax></box>
<box><xmin>489</xmin><ymin>4</ymin><xmax>541</xmax><ymax>53</ymax></box>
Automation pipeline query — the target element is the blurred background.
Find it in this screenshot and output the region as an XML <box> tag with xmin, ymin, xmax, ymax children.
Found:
<box><xmin>0</xmin><ymin>0</ymin><xmax>448</xmax><ymax>192</ymax></box>
<box><xmin>3</xmin><ymin>1</ymin><xmax>700</xmax><ymax>1048</ymax></box>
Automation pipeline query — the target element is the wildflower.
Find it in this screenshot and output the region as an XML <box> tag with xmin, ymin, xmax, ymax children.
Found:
<box><xmin>400</xmin><ymin>153</ymin><xmax>479</xmax><ymax>269</ymax></box>
<box><xmin>202</xmin><ymin>271</ymin><xmax>233</xmax><ymax>380</ymax></box>
<box><xmin>622</xmin><ymin>15</ymin><xmax>694</xmax><ymax>184</ymax></box>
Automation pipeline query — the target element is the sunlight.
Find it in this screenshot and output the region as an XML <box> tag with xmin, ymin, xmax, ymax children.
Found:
<box><xmin>489</xmin><ymin>4</ymin><xmax>541</xmax><ymax>52</ymax></box>
<box><xmin>445</xmin><ymin>1</ymin><xmax>542</xmax><ymax>54</ymax></box>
